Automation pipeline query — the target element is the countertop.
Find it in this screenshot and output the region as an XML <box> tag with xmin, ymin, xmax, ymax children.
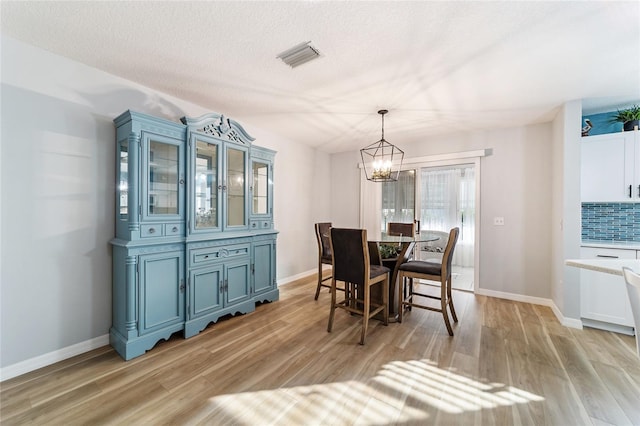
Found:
<box><xmin>565</xmin><ymin>258</ymin><xmax>640</xmax><ymax>276</ymax></box>
<box><xmin>581</xmin><ymin>240</ymin><xmax>640</xmax><ymax>250</ymax></box>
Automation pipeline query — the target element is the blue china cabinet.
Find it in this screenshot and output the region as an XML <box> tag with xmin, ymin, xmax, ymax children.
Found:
<box><xmin>110</xmin><ymin>110</ymin><xmax>277</xmax><ymax>360</ymax></box>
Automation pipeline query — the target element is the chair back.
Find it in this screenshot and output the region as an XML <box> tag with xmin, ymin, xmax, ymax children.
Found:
<box><xmin>441</xmin><ymin>227</ymin><xmax>460</xmax><ymax>279</ymax></box>
<box><xmin>330</xmin><ymin>228</ymin><xmax>369</xmax><ymax>286</ymax></box>
<box><xmin>368</xmin><ymin>242</ymin><xmax>382</xmax><ymax>266</ymax></box>
<box><xmin>622</xmin><ymin>267</ymin><xmax>640</xmax><ymax>357</ymax></box>
<box><xmin>387</xmin><ymin>222</ymin><xmax>415</xmax><ymax>236</ymax></box>
<box><xmin>315</xmin><ymin>222</ymin><xmax>332</xmax><ymax>259</ymax></box>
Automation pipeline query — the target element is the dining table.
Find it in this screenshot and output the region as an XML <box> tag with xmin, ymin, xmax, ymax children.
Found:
<box><xmin>368</xmin><ymin>230</ymin><xmax>441</xmax><ymax>321</ymax></box>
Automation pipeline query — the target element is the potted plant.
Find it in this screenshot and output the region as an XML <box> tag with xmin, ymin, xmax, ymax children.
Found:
<box><xmin>610</xmin><ymin>104</ymin><xmax>640</xmax><ymax>131</ymax></box>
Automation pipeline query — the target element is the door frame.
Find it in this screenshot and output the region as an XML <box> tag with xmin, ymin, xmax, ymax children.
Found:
<box><xmin>360</xmin><ymin>149</ymin><xmax>486</xmax><ymax>292</ymax></box>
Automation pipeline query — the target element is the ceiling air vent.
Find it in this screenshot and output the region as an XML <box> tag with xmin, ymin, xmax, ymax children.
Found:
<box><xmin>277</xmin><ymin>41</ymin><xmax>321</xmax><ymax>68</ymax></box>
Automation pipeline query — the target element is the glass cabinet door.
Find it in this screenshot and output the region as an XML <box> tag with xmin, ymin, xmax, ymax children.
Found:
<box><xmin>252</xmin><ymin>160</ymin><xmax>269</xmax><ymax>215</ymax></box>
<box><xmin>225</xmin><ymin>146</ymin><xmax>247</xmax><ymax>228</ymax></box>
<box><xmin>194</xmin><ymin>138</ymin><xmax>219</xmax><ymax>230</ymax></box>
<box><xmin>143</xmin><ymin>134</ymin><xmax>183</xmax><ymax>219</ymax></box>
<box><xmin>118</xmin><ymin>139</ymin><xmax>129</xmax><ymax>219</ymax></box>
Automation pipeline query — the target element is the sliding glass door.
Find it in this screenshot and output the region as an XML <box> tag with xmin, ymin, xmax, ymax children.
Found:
<box><xmin>378</xmin><ymin>163</ymin><xmax>476</xmax><ymax>291</ymax></box>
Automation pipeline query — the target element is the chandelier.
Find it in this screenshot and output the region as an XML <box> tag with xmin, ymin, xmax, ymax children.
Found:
<box><xmin>360</xmin><ymin>109</ymin><xmax>404</xmax><ymax>182</ymax></box>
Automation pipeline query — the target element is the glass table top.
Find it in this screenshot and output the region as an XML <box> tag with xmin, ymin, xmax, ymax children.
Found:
<box><xmin>369</xmin><ymin>230</ymin><xmax>441</xmax><ymax>243</ymax></box>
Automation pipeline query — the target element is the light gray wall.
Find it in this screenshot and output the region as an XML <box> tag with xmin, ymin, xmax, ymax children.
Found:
<box><xmin>550</xmin><ymin>100</ymin><xmax>583</xmax><ymax>323</ymax></box>
<box><xmin>560</xmin><ymin>101</ymin><xmax>583</xmax><ymax>320</ymax></box>
<box><xmin>0</xmin><ymin>35</ymin><xmax>328</xmax><ymax>370</ymax></box>
<box><xmin>330</xmin><ymin>123</ymin><xmax>554</xmax><ymax>298</ymax></box>
<box><xmin>249</xmin><ymin>125</ymin><xmax>331</xmax><ymax>280</ymax></box>
<box><xmin>551</xmin><ymin>105</ymin><xmax>566</xmax><ymax>312</ymax></box>
<box><xmin>329</xmin><ymin>150</ymin><xmax>361</xmax><ymax>228</ymax></box>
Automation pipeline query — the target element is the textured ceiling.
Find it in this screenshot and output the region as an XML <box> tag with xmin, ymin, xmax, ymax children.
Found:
<box><xmin>2</xmin><ymin>1</ymin><xmax>639</xmax><ymax>153</ymax></box>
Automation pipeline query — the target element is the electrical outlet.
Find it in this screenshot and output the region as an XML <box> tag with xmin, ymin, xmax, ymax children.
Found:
<box><xmin>494</xmin><ymin>217</ymin><xmax>505</xmax><ymax>226</ymax></box>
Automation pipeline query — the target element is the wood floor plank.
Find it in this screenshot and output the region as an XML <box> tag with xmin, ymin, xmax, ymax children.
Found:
<box><xmin>505</xmin><ymin>332</ymin><xmax>561</xmax><ymax>426</ymax></box>
<box><xmin>0</xmin><ymin>345</ymin><xmax>114</xmax><ymax>392</ymax></box>
<box><xmin>550</xmin><ymin>333</ymin><xmax>633</xmax><ymax>425</ymax></box>
<box><xmin>2</xmin><ymin>382</ymin><xmax>103</xmax><ymax>425</ymax></box>
<box><xmin>2</xmin><ymin>274</ymin><xmax>639</xmax><ymax>425</ymax></box>
<box><xmin>590</xmin><ymin>360</ymin><xmax>640</xmax><ymax>425</ymax></box>
<box><xmin>572</xmin><ymin>327</ymin><xmax>640</xmax><ymax>376</ymax></box>
<box><xmin>450</xmin><ymin>294</ymin><xmax>483</xmax><ymax>359</ymax></box>
<box><xmin>1</xmin><ymin>350</ymin><xmax>122</xmax><ymax>410</ymax></box>
<box><xmin>58</xmin><ymin>375</ymin><xmax>168</xmax><ymax>424</ymax></box>
<box><xmin>538</xmin><ymin>367</ymin><xmax>593</xmax><ymax>426</ymax></box>
<box><xmin>124</xmin><ymin>376</ymin><xmax>217</xmax><ymax>425</ymax></box>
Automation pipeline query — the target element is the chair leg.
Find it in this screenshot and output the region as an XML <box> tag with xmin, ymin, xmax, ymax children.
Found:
<box><xmin>383</xmin><ymin>277</ymin><xmax>389</xmax><ymax>326</ymax></box>
<box><xmin>314</xmin><ymin>262</ymin><xmax>323</xmax><ymax>300</ymax></box>
<box><xmin>441</xmin><ymin>278</ymin><xmax>454</xmax><ymax>336</ymax></box>
<box><xmin>327</xmin><ymin>278</ymin><xmax>337</xmax><ymax>333</ymax></box>
<box><xmin>447</xmin><ymin>275</ymin><xmax>458</xmax><ymax>323</ymax></box>
<box><xmin>360</xmin><ymin>283</ymin><xmax>370</xmax><ymax>345</ymax></box>
<box><xmin>408</xmin><ymin>277</ymin><xmax>413</xmax><ymax>311</ymax></box>
<box><xmin>397</xmin><ymin>273</ymin><xmax>405</xmax><ymax>323</ymax></box>
<box><xmin>403</xmin><ymin>275</ymin><xmax>408</xmax><ymax>304</ymax></box>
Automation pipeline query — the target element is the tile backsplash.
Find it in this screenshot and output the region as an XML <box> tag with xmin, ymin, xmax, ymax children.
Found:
<box><xmin>582</xmin><ymin>203</ymin><xmax>640</xmax><ymax>242</ymax></box>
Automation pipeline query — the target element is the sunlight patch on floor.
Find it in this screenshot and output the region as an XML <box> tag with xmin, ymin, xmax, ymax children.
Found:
<box><xmin>201</xmin><ymin>359</ymin><xmax>544</xmax><ymax>424</ymax></box>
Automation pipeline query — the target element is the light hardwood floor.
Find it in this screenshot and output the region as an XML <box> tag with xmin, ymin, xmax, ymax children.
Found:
<box><xmin>2</xmin><ymin>275</ymin><xmax>639</xmax><ymax>425</ymax></box>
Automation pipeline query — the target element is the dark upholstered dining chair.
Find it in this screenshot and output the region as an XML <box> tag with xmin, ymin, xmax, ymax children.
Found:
<box><xmin>327</xmin><ymin>228</ymin><xmax>390</xmax><ymax>344</ymax></box>
<box><xmin>387</xmin><ymin>222</ymin><xmax>416</xmax><ymax>236</ymax></box>
<box><xmin>314</xmin><ymin>222</ymin><xmax>344</xmax><ymax>300</ymax></box>
<box><xmin>397</xmin><ymin>227</ymin><xmax>460</xmax><ymax>336</ymax></box>
<box><xmin>384</xmin><ymin>222</ymin><xmax>417</xmax><ymax>263</ymax></box>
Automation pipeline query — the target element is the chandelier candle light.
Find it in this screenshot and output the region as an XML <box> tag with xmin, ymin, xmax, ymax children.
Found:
<box><xmin>360</xmin><ymin>109</ymin><xmax>404</xmax><ymax>182</ymax></box>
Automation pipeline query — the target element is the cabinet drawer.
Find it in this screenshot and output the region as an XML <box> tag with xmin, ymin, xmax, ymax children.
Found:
<box><xmin>250</xmin><ymin>219</ymin><xmax>272</xmax><ymax>230</ymax></box>
<box><xmin>141</xmin><ymin>224</ymin><xmax>164</xmax><ymax>238</ymax></box>
<box><xmin>165</xmin><ymin>223</ymin><xmax>184</xmax><ymax>236</ymax></box>
<box><xmin>190</xmin><ymin>243</ymin><xmax>251</xmax><ymax>266</ymax></box>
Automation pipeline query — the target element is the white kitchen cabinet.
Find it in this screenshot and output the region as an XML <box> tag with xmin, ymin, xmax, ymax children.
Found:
<box><xmin>581</xmin><ymin>130</ymin><xmax>639</xmax><ymax>202</ymax></box>
<box><xmin>580</xmin><ymin>247</ymin><xmax>635</xmax><ymax>334</ymax></box>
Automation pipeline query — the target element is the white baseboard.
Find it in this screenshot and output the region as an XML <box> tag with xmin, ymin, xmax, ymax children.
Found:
<box><xmin>0</xmin><ymin>334</ymin><xmax>109</xmax><ymax>382</ymax></box>
<box><xmin>549</xmin><ymin>301</ymin><xmax>583</xmax><ymax>329</ymax></box>
<box><xmin>475</xmin><ymin>288</ymin><xmax>583</xmax><ymax>329</ymax></box>
<box><xmin>278</xmin><ymin>268</ymin><xmax>317</xmax><ymax>286</ymax></box>
<box><xmin>581</xmin><ymin>318</ymin><xmax>634</xmax><ymax>335</ymax></box>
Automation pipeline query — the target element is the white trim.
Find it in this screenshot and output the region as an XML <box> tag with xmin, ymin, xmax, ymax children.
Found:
<box><xmin>472</xmin><ymin>158</ymin><xmax>481</xmax><ymax>294</ymax></box>
<box><xmin>550</xmin><ymin>301</ymin><xmax>584</xmax><ymax>329</ymax></box>
<box><xmin>278</xmin><ymin>268</ymin><xmax>318</xmax><ymax>286</ymax></box>
<box><xmin>0</xmin><ymin>334</ymin><xmax>110</xmax><ymax>382</ymax></box>
<box><xmin>475</xmin><ymin>288</ymin><xmax>583</xmax><ymax>329</ymax></box>
<box><xmin>359</xmin><ymin>152</ymin><xmax>484</xmax><ymax>295</ymax></box>
<box><xmin>357</xmin><ymin>149</ymin><xmax>491</xmax><ymax>169</ymax></box>
<box><xmin>581</xmin><ymin>318</ymin><xmax>634</xmax><ymax>335</ymax></box>
<box><xmin>403</xmin><ymin>149</ymin><xmax>491</xmax><ymax>166</ymax></box>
